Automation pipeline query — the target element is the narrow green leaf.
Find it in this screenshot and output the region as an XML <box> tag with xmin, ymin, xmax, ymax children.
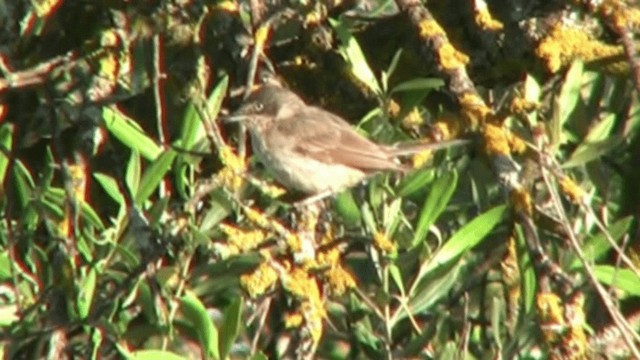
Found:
<box><xmin>330</xmin><ymin>19</ymin><xmax>381</xmax><ymax>95</ymax></box>
<box><xmin>181</xmin><ymin>75</ymin><xmax>229</xmax><ymax>149</ymax></box>
<box><xmin>414</xmin><ymin>205</ymin><xmax>508</xmax><ymax>284</ymax></box>
<box><xmin>126</xmin><ymin>150</ymin><xmax>141</xmax><ymax>195</ymax></box>
<box><xmin>563</xmin><ymin>113</ymin><xmax>621</xmax><ymax>168</ymax></box>
<box><xmin>594</xmin><ymin>266</ymin><xmax>640</xmax><ymax>297</ymax></box>
<box><xmin>14</xmin><ymin>160</ymin><xmax>36</xmax><ymax>209</ymax></box>
<box><xmin>397</xmin><ymin>168</ymin><xmax>435</xmax><ymax>197</ymax></box>
<box><xmin>388</xmin><ymin>263</ymin><xmax>406</xmax><ymax>295</ymax></box>
<box><xmin>102</xmin><ymin>107</ymin><xmax>162</xmax><ymax>160</ymax></box>
<box><xmin>391</xmin><ymin>78</ymin><xmax>444</xmax><ymax>93</ymax></box>
<box><xmin>570</xmin><ymin>216</ymin><xmax>633</xmax><ymax>269</ymax></box>
<box><xmin>94</xmin><ymin>173</ymin><xmax>125</xmax><ymax>205</ymax></box>
<box><xmin>180</xmin><ymin>291</ymin><xmax>220</xmax><ymax>360</ymax></box>
<box><xmin>0</xmin><ymin>124</ymin><xmax>14</xmax><ymax>186</ymax></box>
<box><xmin>0</xmin><ymin>251</ymin><xmax>10</xmax><ymax>281</ymax></box>
<box><xmin>129</xmin><ymin>350</ymin><xmax>187</xmax><ymax>360</ymax></box>
<box><xmin>77</xmin><ymin>266</ymin><xmax>97</xmax><ymax>319</ymax></box>
<box><xmin>219</xmin><ymin>297</ymin><xmax>243</xmax><ymax>360</ymax></box>
<box><xmin>397</xmin><ymin>260</ymin><xmax>461</xmax><ymax>325</ymax></box>
<box><xmin>412</xmin><ymin>170</ymin><xmax>458</xmax><ymax>246</ymax></box>
<box><xmin>134</xmin><ymin>148</ymin><xmax>177</xmax><ymax>206</ymax></box>
<box><xmin>386</xmin><ymin>49</ymin><xmax>403</xmax><ymax>81</ymax></box>
<box><xmin>515</xmin><ymin>224</ymin><xmax>536</xmax><ymax>312</ymax></box>
<box><xmin>551</xmin><ymin>60</ymin><xmax>583</xmax><ymax>146</ymax></box>
<box><xmin>335</xmin><ymin>191</ymin><xmax>362</xmax><ymax>226</ymax></box>
<box><xmin>79</xmin><ymin>202</ymin><xmax>105</xmax><ymax>230</ymax></box>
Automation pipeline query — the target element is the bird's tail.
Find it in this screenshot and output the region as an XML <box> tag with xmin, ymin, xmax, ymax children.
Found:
<box><xmin>388</xmin><ymin>138</ymin><xmax>471</xmax><ymax>157</ymax></box>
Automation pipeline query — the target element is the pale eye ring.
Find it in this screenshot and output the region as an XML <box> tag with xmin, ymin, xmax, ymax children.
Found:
<box><xmin>254</xmin><ymin>103</ymin><xmax>264</xmax><ymax>111</ymax></box>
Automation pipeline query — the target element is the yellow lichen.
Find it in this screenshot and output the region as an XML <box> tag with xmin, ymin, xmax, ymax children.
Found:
<box><xmin>284</xmin><ymin>267</ymin><xmax>321</xmax><ymax>300</ymax></box>
<box><xmin>475</xmin><ymin>9</ymin><xmax>504</xmax><ymax>31</ymax></box>
<box><xmin>559</xmin><ymin>176</ymin><xmax>586</xmax><ymax>204</ymax></box>
<box><xmin>460</xmin><ymin>93</ymin><xmax>491</xmax><ymax>126</ymax></box>
<box><xmin>482</xmin><ymin>123</ymin><xmax>511</xmax><ymax>156</ymax></box>
<box><xmin>214</xmin><ymin>1</ymin><xmax>238</xmax><ymax>12</ymax></box>
<box><xmin>402</xmin><ymin>107</ymin><xmax>423</xmax><ymax>129</ymax></box>
<box><xmin>241</xmin><ymin>261</ymin><xmax>279</xmax><ymax>298</ymax></box>
<box><xmin>67</xmin><ymin>162</ymin><xmax>87</xmax><ymax>202</ymax></box>
<box><xmin>601</xmin><ymin>0</ymin><xmax>640</xmax><ymax>30</ymax></box>
<box><xmin>316</xmin><ymin>247</ymin><xmax>341</xmax><ymax>268</ymax></box>
<box><xmin>537</xmin><ymin>292</ymin><xmax>565</xmax><ymax>341</ymax></box>
<box><xmin>432</xmin><ymin>115</ymin><xmax>463</xmax><ymax>140</ymax></box>
<box><xmin>510</xmin><ymin>96</ymin><xmax>538</xmax><ymax>116</ymax></box>
<box><xmin>508</xmin><ymin>133</ymin><xmax>527</xmax><ymax>154</ymax></box>
<box><xmin>254</xmin><ymin>23</ymin><xmax>271</xmax><ymax>49</ymax></box>
<box><xmin>220</xmin><ymin>224</ymin><xmax>267</xmax><ymax>253</ymax></box>
<box><xmin>536</xmin><ymin>24</ymin><xmax>623</xmax><ymax>73</ymax></box>
<box><xmin>437</xmin><ymin>43</ymin><xmax>470</xmax><ymax>70</ymax></box>
<box><xmin>387</xmin><ymin>99</ymin><xmax>401</xmax><ymax>118</ymax></box>
<box><xmin>373</xmin><ymin>231</ymin><xmax>396</xmax><ymax>253</ymax></box>
<box><xmin>511</xmin><ymin>186</ymin><xmax>533</xmax><ymax>216</ymax></box>
<box><xmin>411</xmin><ymin>150</ymin><xmax>434</xmax><ymax>169</ymax></box>
<box><xmin>326</xmin><ymin>266</ymin><xmax>356</xmax><ymax>296</ymax></box>
<box><xmin>418</xmin><ymin>19</ymin><xmax>444</xmax><ymax>38</ymax></box>
<box><xmin>284</xmin><ymin>311</ymin><xmax>304</xmax><ymax>328</ymax></box>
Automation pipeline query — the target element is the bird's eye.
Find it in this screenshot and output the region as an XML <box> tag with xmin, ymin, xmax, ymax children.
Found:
<box><xmin>254</xmin><ymin>103</ymin><xmax>264</xmax><ymax>111</ymax></box>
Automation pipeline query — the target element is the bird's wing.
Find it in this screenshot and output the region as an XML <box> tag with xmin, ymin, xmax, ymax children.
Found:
<box><xmin>276</xmin><ymin>107</ymin><xmax>403</xmax><ymax>171</ymax></box>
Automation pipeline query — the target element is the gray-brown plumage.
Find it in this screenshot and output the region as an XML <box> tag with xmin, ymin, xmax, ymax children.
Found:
<box><xmin>228</xmin><ymin>84</ymin><xmax>465</xmax><ymax>196</ymax></box>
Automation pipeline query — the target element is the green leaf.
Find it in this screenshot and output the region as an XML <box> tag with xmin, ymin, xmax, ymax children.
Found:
<box><xmin>397</xmin><ymin>168</ymin><xmax>435</xmax><ymax>198</ymax></box>
<box><xmin>77</xmin><ymin>266</ymin><xmax>97</xmax><ymax>319</ymax></box>
<box><xmin>515</xmin><ymin>224</ymin><xmax>536</xmax><ymax>312</ymax></box>
<box><xmin>563</xmin><ymin>113</ymin><xmax>621</xmax><ymax>168</ymax></box>
<box><xmin>594</xmin><ymin>266</ymin><xmax>640</xmax><ymax>297</ymax></box>
<box><xmin>396</xmin><ymin>260</ymin><xmax>461</xmax><ymax>325</ymax></box>
<box><xmin>0</xmin><ymin>251</ymin><xmax>10</xmax><ymax>281</ymax></box>
<box><xmin>411</xmin><ymin>170</ymin><xmax>458</xmax><ymax>246</ymax></box>
<box><xmin>330</xmin><ymin>18</ymin><xmax>381</xmax><ymax>95</ymax></box>
<box><xmin>0</xmin><ymin>123</ymin><xmax>14</xmax><ymax>186</ymax></box>
<box><xmin>94</xmin><ymin>173</ymin><xmax>125</xmax><ymax>205</ymax></box>
<box><xmin>219</xmin><ymin>296</ymin><xmax>243</xmax><ymax>359</ymax></box>
<box><xmin>126</xmin><ymin>150</ymin><xmax>141</xmax><ymax>195</ymax></box>
<box><xmin>128</xmin><ymin>350</ymin><xmax>188</xmax><ymax>360</ymax></box>
<box><xmin>79</xmin><ymin>201</ymin><xmax>105</xmax><ymax>230</ymax></box>
<box><xmin>412</xmin><ymin>205</ymin><xmax>508</xmax><ymax>287</ymax></box>
<box><xmin>181</xmin><ymin>75</ymin><xmax>228</xmax><ymax>149</ymax></box>
<box><xmin>102</xmin><ymin>107</ymin><xmax>162</xmax><ymax>160</ymax></box>
<box><xmin>180</xmin><ymin>291</ymin><xmax>220</xmax><ymax>360</ymax></box>
<box><xmin>391</xmin><ymin>78</ymin><xmax>444</xmax><ymax>93</ymax></box>
<box><xmin>13</xmin><ymin>160</ymin><xmax>35</xmax><ymax>209</ymax></box>
<box><xmin>551</xmin><ymin>60</ymin><xmax>583</xmax><ymax>147</ymax></box>
<box><xmin>570</xmin><ymin>216</ymin><xmax>633</xmax><ymax>269</ymax></box>
<box><xmin>335</xmin><ymin>191</ymin><xmax>362</xmax><ymax>226</ymax></box>
<box><xmin>134</xmin><ymin>147</ymin><xmax>177</xmax><ymax>206</ymax></box>
<box><xmin>388</xmin><ymin>263</ymin><xmax>406</xmax><ymax>295</ymax></box>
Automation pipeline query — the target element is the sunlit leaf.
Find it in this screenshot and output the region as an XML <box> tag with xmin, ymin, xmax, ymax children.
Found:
<box><xmin>102</xmin><ymin>107</ymin><xmax>162</xmax><ymax>160</ymax></box>
<box><xmin>180</xmin><ymin>291</ymin><xmax>220</xmax><ymax>360</ymax></box>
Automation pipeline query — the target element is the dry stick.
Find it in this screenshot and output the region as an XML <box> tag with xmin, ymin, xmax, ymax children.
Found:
<box><xmin>250</xmin><ymin>297</ymin><xmax>273</xmax><ymax>355</ymax></box>
<box><xmin>153</xmin><ymin>35</ymin><xmax>167</xmax><ymax>145</ymax></box>
<box><xmin>541</xmin><ymin>167</ymin><xmax>640</xmax><ymax>358</ymax></box>
<box><xmin>544</xmin><ymin>162</ymin><xmax>640</xmax><ymax>281</ymax></box>
<box><xmin>153</xmin><ymin>34</ymin><xmax>169</xmax><ymax>198</ymax></box>
<box><xmin>617</xmin><ymin>26</ymin><xmax>640</xmax><ymax>94</ymax></box>
<box><xmin>394</xmin><ymin>0</ymin><xmax>478</xmax><ymax>96</ymax></box>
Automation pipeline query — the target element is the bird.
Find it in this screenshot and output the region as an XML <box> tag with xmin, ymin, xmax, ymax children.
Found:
<box><xmin>226</xmin><ymin>84</ymin><xmax>467</xmax><ymax>203</ymax></box>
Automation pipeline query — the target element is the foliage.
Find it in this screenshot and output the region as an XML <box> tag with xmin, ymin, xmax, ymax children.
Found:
<box><xmin>1</xmin><ymin>0</ymin><xmax>640</xmax><ymax>359</ymax></box>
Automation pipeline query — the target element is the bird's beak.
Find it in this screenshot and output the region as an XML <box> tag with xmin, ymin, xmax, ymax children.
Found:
<box><xmin>222</xmin><ymin>113</ymin><xmax>249</xmax><ymax>123</ymax></box>
<box><xmin>223</xmin><ymin>104</ymin><xmax>251</xmax><ymax>123</ymax></box>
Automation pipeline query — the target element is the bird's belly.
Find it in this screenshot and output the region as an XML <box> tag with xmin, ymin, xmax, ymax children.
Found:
<box><xmin>252</xmin><ymin>136</ymin><xmax>366</xmax><ymax>194</ymax></box>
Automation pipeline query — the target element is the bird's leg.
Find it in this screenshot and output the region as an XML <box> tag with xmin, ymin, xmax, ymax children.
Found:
<box><xmin>293</xmin><ymin>190</ymin><xmax>335</xmax><ymax>209</ymax></box>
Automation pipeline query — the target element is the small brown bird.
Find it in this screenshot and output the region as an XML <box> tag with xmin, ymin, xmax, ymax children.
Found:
<box><xmin>228</xmin><ymin>84</ymin><xmax>466</xmax><ymax>202</ymax></box>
